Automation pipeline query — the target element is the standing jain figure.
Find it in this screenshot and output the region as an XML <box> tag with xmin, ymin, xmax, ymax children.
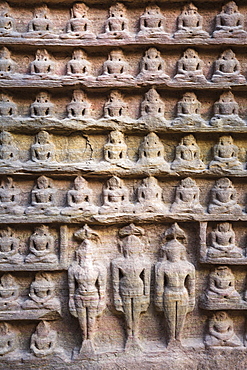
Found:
<box><xmin>68</xmin><ymin>225</ymin><xmax>106</xmax><ymax>356</ymax></box>
<box><xmin>155</xmin><ymin>223</ymin><xmax>195</xmax><ymax>345</ymax></box>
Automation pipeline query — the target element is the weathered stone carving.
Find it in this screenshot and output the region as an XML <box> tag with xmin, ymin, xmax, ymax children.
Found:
<box><xmin>211</xmin><ymin>50</ymin><xmax>246</xmax><ymax>84</ymax></box>
<box><xmin>0</xmin><ymin>47</ymin><xmax>17</xmax><ymax>78</ymax></box>
<box><xmin>0</xmin><ymin>177</ymin><xmax>23</xmax><ymax>215</ymax></box>
<box><xmin>171</xmin><ymin>135</ymin><xmax>205</xmax><ymax>171</ymax></box>
<box><xmin>60</xmin><ymin>3</ymin><xmax>95</xmax><ymax>40</ymax></box>
<box><xmin>0</xmin><ymin>322</ymin><xmax>16</xmax><ymax>355</ymax></box>
<box><xmin>205</xmin><ymin>312</ymin><xmax>242</xmax><ymax>348</ymax></box>
<box><xmin>0</xmin><ymin>94</ymin><xmax>17</xmax><ymax>117</ymax></box>
<box><xmin>66</xmin><ymin>49</ymin><xmax>93</xmax><ymax>79</ymax></box>
<box><xmin>155</xmin><ymin>223</ymin><xmax>195</xmax><ymax>344</ymax></box>
<box><xmin>202</xmin><ymin>266</ymin><xmax>241</xmax><ymax>308</ymax></box>
<box><xmin>30</xmin><ymin>321</ymin><xmax>57</xmax><ymax>357</ymax></box>
<box><xmin>135</xmin><ymin>176</ymin><xmax>166</xmax><ymax>213</ymax></box>
<box><xmin>25</xmin><ymin>225</ymin><xmax>57</xmax><ymax>264</ymax></box>
<box><xmin>98</xmin><ymin>50</ymin><xmax>133</xmax><ymax>82</ymax></box>
<box><xmin>174</xmin><ymin>49</ymin><xmax>206</xmax><ymax>83</ymax></box>
<box><xmin>23</xmin><ymin>4</ymin><xmax>58</xmax><ymax>39</ymax></box>
<box><xmin>207</xmin><ymin>223</ymin><xmax>243</xmax><ymax>259</ymax></box>
<box><xmin>0</xmin><ymin>273</ymin><xmax>20</xmax><ymax>310</ymax></box>
<box><xmin>174</xmin><ymin>3</ymin><xmax>209</xmax><ymax>39</ymax></box>
<box><xmin>137</xmin><ymin>4</ymin><xmax>168</xmax><ymax>40</ymax></box>
<box><xmin>172</xmin><ymin>92</ymin><xmax>206</xmax><ymax>127</ymax></box>
<box><xmin>209</xmin><ymin>136</ymin><xmax>242</xmax><ymax>171</ymax></box>
<box><xmin>66</xmin><ymin>90</ymin><xmax>91</xmax><ymax>119</ymax></box>
<box><xmin>99</xmin><ymin>176</ymin><xmax>134</xmax><ymax>214</ymax></box>
<box><xmin>61</xmin><ymin>176</ymin><xmax>97</xmax><ymax>216</ymax></box>
<box><xmin>170</xmin><ymin>177</ymin><xmax>203</xmax><ymax>214</ymax></box>
<box><xmin>0</xmin><ymin>2</ymin><xmax>20</xmax><ymax>37</ymax></box>
<box><xmin>30</xmin><ymin>92</ymin><xmax>54</xmax><ymax>118</ymax></box>
<box><xmin>22</xmin><ymin>272</ymin><xmax>60</xmax><ymax>311</ymax></box>
<box><xmin>137</xmin><ymin>132</ymin><xmax>169</xmax><ymax>169</ymax></box>
<box><xmin>29</xmin><ymin>49</ymin><xmax>55</xmax><ymax>78</ymax></box>
<box><xmin>140</xmin><ymin>88</ymin><xmax>166</xmax><ymax>124</ymax></box>
<box><xmin>103</xmin><ymin>130</ymin><xmax>130</xmax><ymax>165</ymax></box>
<box><xmin>112</xmin><ymin>224</ymin><xmax>150</xmax><ymax>350</ymax></box>
<box><xmin>0</xmin><ymin>227</ymin><xmax>23</xmax><ymax>265</ymax></box>
<box><xmin>213</xmin><ymin>2</ymin><xmax>247</xmax><ymax>39</ymax></box>
<box><xmin>137</xmin><ymin>48</ymin><xmax>169</xmax><ymax>81</ymax></box>
<box><xmin>25</xmin><ymin>176</ymin><xmax>59</xmax><ymax>216</ymax></box>
<box><xmin>0</xmin><ymin>131</ymin><xmax>19</xmax><ymax>162</ymax></box>
<box><xmin>208</xmin><ymin>177</ymin><xmax>242</xmax><ymax>215</ymax></box>
<box><xmin>98</xmin><ymin>3</ymin><xmax>130</xmax><ymax>39</ymax></box>
<box><xmin>103</xmin><ymin>90</ymin><xmax>128</xmax><ymax>119</ymax></box>
<box><xmin>31</xmin><ymin>131</ymin><xmax>55</xmax><ymax>163</ymax></box>
<box><xmin>210</xmin><ymin>91</ymin><xmax>245</xmax><ymax>127</ymax></box>
<box><xmin>68</xmin><ymin>225</ymin><xmax>106</xmax><ymax>355</ymax></box>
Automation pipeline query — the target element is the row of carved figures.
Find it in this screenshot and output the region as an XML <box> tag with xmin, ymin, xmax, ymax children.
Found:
<box><xmin>0</xmin><ymin>221</ymin><xmax>247</xmax><ymax>268</ymax></box>
<box><xmin>0</xmin><ymin>311</ymin><xmax>247</xmax><ymax>358</ymax></box>
<box><xmin>1</xmin><ymin>131</ymin><xmax>246</xmax><ymax>173</ymax></box>
<box><xmin>0</xmin><ymin>90</ymin><xmax>246</xmax><ymax>128</ymax></box>
<box><xmin>2</xmin><ymin>47</ymin><xmax>247</xmax><ymax>85</ymax></box>
<box><xmin>0</xmin><ymin>175</ymin><xmax>246</xmax><ymax>216</ymax></box>
<box><xmin>0</xmin><ymin>2</ymin><xmax>246</xmax><ymax>41</ymax></box>
<box><xmin>1</xmin><ymin>224</ymin><xmax>247</xmax><ymax>355</ymax></box>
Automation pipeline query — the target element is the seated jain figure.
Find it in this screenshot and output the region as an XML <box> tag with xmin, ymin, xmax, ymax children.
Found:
<box><xmin>0</xmin><ymin>3</ymin><xmax>20</xmax><ymax>37</ymax></box>
<box><xmin>97</xmin><ymin>49</ymin><xmax>133</xmax><ymax>82</ymax></box>
<box><xmin>99</xmin><ymin>176</ymin><xmax>134</xmax><ymax>214</ymax></box>
<box><xmin>30</xmin><ymin>92</ymin><xmax>54</xmax><ymax>118</ymax></box>
<box><xmin>208</xmin><ymin>178</ymin><xmax>242</xmax><ymax>215</ymax></box>
<box><xmin>30</xmin><ymin>49</ymin><xmax>55</xmax><ymax>78</ymax></box>
<box><xmin>66</xmin><ymin>90</ymin><xmax>91</xmax><ymax>119</ymax></box>
<box><xmin>0</xmin><ymin>177</ymin><xmax>23</xmax><ymax>215</ymax></box>
<box><xmin>111</xmin><ymin>224</ymin><xmax>150</xmax><ymax>350</ymax></box>
<box><xmin>207</xmin><ymin>223</ymin><xmax>242</xmax><ymax>259</ymax></box>
<box><xmin>0</xmin><ymin>47</ymin><xmax>17</xmax><ymax>78</ymax></box>
<box><xmin>30</xmin><ymin>321</ymin><xmax>57</xmax><ymax>358</ymax></box>
<box><xmin>61</xmin><ymin>176</ymin><xmax>98</xmax><ymax>216</ymax></box>
<box><xmin>22</xmin><ymin>272</ymin><xmax>60</xmax><ymax>311</ymax></box>
<box><xmin>103</xmin><ymin>130</ymin><xmax>131</xmax><ymax>166</ymax></box>
<box><xmin>25</xmin><ymin>225</ymin><xmax>57</xmax><ymax>264</ymax></box>
<box><xmin>171</xmin><ymin>135</ymin><xmax>205</xmax><ymax>171</ymax></box>
<box><xmin>0</xmin><ymin>94</ymin><xmax>17</xmax><ymax>117</ymax></box>
<box><xmin>135</xmin><ymin>176</ymin><xmax>166</xmax><ymax>213</ymax></box>
<box><xmin>137</xmin><ymin>48</ymin><xmax>169</xmax><ymax>81</ymax></box>
<box><xmin>209</xmin><ymin>136</ymin><xmax>242</xmax><ymax>171</ymax></box>
<box><xmin>172</xmin><ymin>92</ymin><xmax>206</xmax><ymax>127</ymax></box>
<box><xmin>210</xmin><ymin>91</ymin><xmax>245</xmax><ymax>127</ymax></box>
<box><xmin>203</xmin><ymin>266</ymin><xmax>240</xmax><ymax>305</ymax></box>
<box><xmin>25</xmin><ymin>176</ymin><xmax>59</xmax><ymax>216</ymax></box>
<box><xmin>155</xmin><ymin>223</ymin><xmax>195</xmax><ymax>344</ymax></box>
<box><xmin>103</xmin><ymin>90</ymin><xmax>128</xmax><ymax>119</ymax></box>
<box><xmin>66</xmin><ymin>49</ymin><xmax>92</xmax><ymax>79</ymax></box>
<box><xmin>0</xmin><ymin>131</ymin><xmax>19</xmax><ymax>162</ymax></box>
<box><xmin>137</xmin><ymin>4</ymin><xmax>168</xmax><ymax>40</ymax></box>
<box><xmin>137</xmin><ymin>132</ymin><xmax>169</xmax><ymax>170</ymax></box>
<box><xmin>213</xmin><ymin>2</ymin><xmax>247</xmax><ymax>39</ymax></box>
<box><xmin>98</xmin><ymin>3</ymin><xmax>130</xmax><ymax>40</ymax></box>
<box><xmin>205</xmin><ymin>312</ymin><xmax>242</xmax><ymax>348</ymax></box>
<box><xmin>211</xmin><ymin>50</ymin><xmax>245</xmax><ymax>84</ymax></box>
<box><xmin>0</xmin><ymin>322</ymin><xmax>16</xmax><ymax>356</ymax></box>
<box><xmin>23</xmin><ymin>4</ymin><xmax>58</xmax><ymax>39</ymax></box>
<box><xmin>170</xmin><ymin>177</ymin><xmax>203</xmax><ymax>214</ymax></box>
<box><xmin>60</xmin><ymin>3</ymin><xmax>95</xmax><ymax>40</ymax></box>
<box><xmin>0</xmin><ymin>273</ymin><xmax>20</xmax><ymax>310</ymax></box>
<box><xmin>140</xmin><ymin>88</ymin><xmax>166</xmax><ymax>123</ymax></box>
<box><xmin>31</xmin><ymin>131</ymin><xmax>55</xmax><ymax>163</ymax></box>
<box><xmin>68</xmin><ymin>225</ymin><xmax>106</xmax><ymax>355</ymax></box>
<box><xmin>0</xmin><ymin>227</ymin><xmax>23</xmax><ymax>264</ymax></box>
<box><xmin>174</xmin><ymin>49</ymin><xmax>207</xmax><ymax>84</ymax></box>
<box><xmin>174</xmin><ymin>3</ymin><xmax>209</xmax><ymax>39</ymax></box>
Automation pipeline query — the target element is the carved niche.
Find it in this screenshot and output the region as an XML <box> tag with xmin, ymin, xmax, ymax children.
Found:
<box><xmin>0</xmin><ymin>2</ymin><xmax>20</xmax><ymax>37</ymax></box>
<box><xmin>135</xmin><ymin>176</ymin><xmax>167</xmax><ymax>213</ymax></box>
<box><xmin>30</xmin><ymin>321</ymin><xmax>58</xmax><ymax>357</ymax></box>
<box><xmin>0</xmin><ymin>177</ymin><xmax>23</xmax><ymax>215</ymax></box>
<box><xmin>98</xmin><ymin>3</ymin><xmax>131</xmax><ymax>39</ymax></box>
<box><xmin>211</xmin><ymin>49</ymin><xmax>246</xmax><ymax>84</ymax></box>
<box><xmin>0</xmin><ymin>131</ymin><xmax>19</xmax><ymax>162</ymax></box>
<box><xmin>210</xmin><ymin>91</ymin><xmax>245</xmax><ymax>127</ymax></box>
<box><xmin>170</xmin><ymin>177</ymin><xmax>203</xmax><ymax>214</ymax></box>
<box><xmin>0</xmin><ymin>322</ymin><xmax>17</xmax><ymax>355</ymax></box>
<box><xmin>209</xmin><ymin>136</ymin><xmax>243</xmax><ymax>172</ymax></box>
<box><xmin>0</xmin><ymin>94</ymin><xmax>17</xmax><ymax>117</ymax></box>
<box><xmin>172</xmin><ymin>92</ymin><xmax>207</xmax><ymax>127</ymax></box>
<box><xmin>213</xmin><ymin>2</ymin><xmax>247</xmax><ymax>39</ymax></box>
<box><xmin>174</xmin><ymin>49</ymin><xmax>207</xmax><ymax>84</ymax></box>
<box><xmin>103</xmin><ymin>90</ymin><xmax>128</xmax><ymax>119</ymax></box>
<box><xmin>137</xmin><ymin>48</ymin><xmax>169</xmax><ymax>82</ymax></box>
<box><xmin>31</xmin><ymin>131</ymin><xmax>56</xmax><ymax>163</ymax></box>
<box><xmin>0</xmin><ymin>47</ymin><xmax>17</xmax><ymax>78</ymax></box>
<box><xmin>23</xmin><ymin>4</ymin><xmax>58</xmax><ymax>39</ymax></box>
<box><xmin>97</xmin><ymin>50</ymin><xmax>133</xmax><ymax>82</ymax></box>
<box><xmin>29</xmin><ymin>49</ymin><xmax>56</xmax><ymax>78</ymax></box>
<box><xmin>30</xmin><ymin>92</ymin><xmax>54</xmax><ymax>119</ymax></box>
<box><xmin>66</xmin><ymin>90</ymin><xmax>91</xmax><ymax>119</ymax></box>
<box><xmin>137</xmin><ymin>132</ymin><xmax>169</xmax><ymax>170</ymax></box>
<box><xmin>174</xmin><ymin>3</ymin><xmax>209</xmax><ymax>39</ymax></box>
<box><xmin>137</xmin><ymin>4</ymin><xmax>169</xmax><ymax>40</ymax></box>
<box><xmin>171</xmin><ymin>134</ymin><xmax>205</xmax><ymax>171</ymax></box>
<box><xmin>66</xmin><ymin>49</ymin><xmax>93</xmax><ymax>80</ymax></box>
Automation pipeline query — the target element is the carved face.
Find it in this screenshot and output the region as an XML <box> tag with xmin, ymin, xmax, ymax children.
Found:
<box><xmin>183</xmin><ymin>4</ymin><xmax>198</xmax><ymax>15</ymax></box>
<box><xmin>109</xmin><ymin>3</ymin><xmax>125</xmax><ymax>18</ymax></box>
<box><xmin>36</xmin><ymin>92</ymin><xmax>50</xmax><ymax>103</ymax></box>
<box><xmin>218</xmin><ymin>223</ymin><xmax>230</xmax><ymax>232</ymax></box>
<box><xmin>109</xmin><ymin>50</ymin><xmax>123</xmax><ymax>61</ymax></box>
<box><xmin>37</xmin><ymin>131</ymin><xmax>49</xmax><ymax>145</ymax></box>
<box><xmin>224</xmin><ymin>2</ymin><xmax>238</xmax><ymax>15</ymax></box>
<box><xmin>184</xmin><ymin>49</ymin><xmax>198</xmax><ymax>59</ymax></box>
<box><xmin>37</xmin><ymin>176</ymin><xmax>49</xmax><ymax>189</ymax></box>
<box><xmin>215</xmin><ymin>178</ymin><xmax>232</xmax><ymax>189</ymax></box>
<box><xmin>0</xmin><ymin>131</ymin><xmax>12</xmax><ymax>145</ymax></box>
<box><xmin>182</xmin><ymin>135</ymin><xmax>195</xmax><ymax>146</ymax></box>
<box><xmin>72</xmin><ymin>3</ymin><xmax>88</xmax><ymax>18</ymax></box>
<box><xmin>72</xmin><ymin>49</ymin><xmax>85</xmax><ymax>60</ymax></box>
<box><xmin>146</xmin><ymin>5</ymin><xmax>160</xmax><ymax>15</ymax></box>
<box><xmin>0</xmin><ymin>47</ymin><xmax>10</xmax><ymax>59</ymax></box>
<box><xmin>221</xmin><ymin>50</ymin><xmax>235</xmax><ymax>60</ymax></box>
<box><xmin>219</xmin><ymin>136</ymin><xmax>233</xmax><ymax>145</ymax></box>
<box><xmin>146</xmin><ymin>48</ymin><xmax>159</xmax><ymax>59</ymax></box>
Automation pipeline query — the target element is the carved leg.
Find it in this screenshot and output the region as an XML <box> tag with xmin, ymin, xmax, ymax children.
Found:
<box><xmin>175</xmin><ymin>302</ymin><xmax>188</xmax><ymax>341</ymax></box>
<box><xmin>76</xmin><ymin>307</ymin><xmax>87</xmax><ymax>341</ymax></box>
<box><xmin>122</xmin><ymin>297</ymin><xmax>132</xmax><ymax>339</ymax></box>
<box><xmin>87</xmin><ymin>308</ymin><xmax>97</xmax><ymax>341</ymax></box>
<box><xmin>163</xmin><ymin>300</ymin><xmax>176</xmax><ymax>343</ymax></box>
